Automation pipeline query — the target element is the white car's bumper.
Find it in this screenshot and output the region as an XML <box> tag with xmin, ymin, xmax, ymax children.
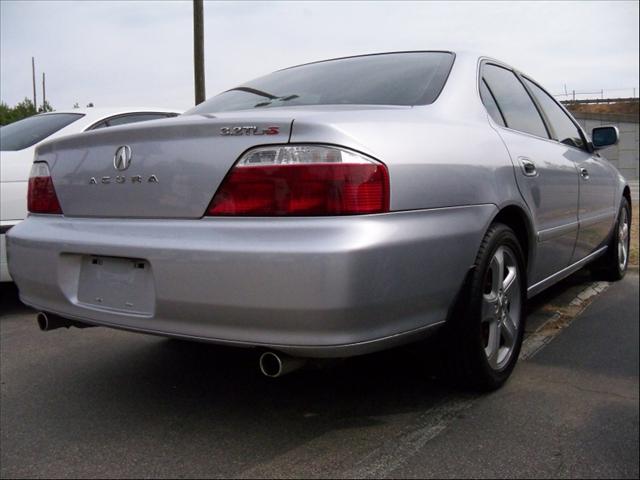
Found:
<box><xmin>1</xmin><ymin>222</ymin><xmax>20</xmax><ymax>282</ymax></box>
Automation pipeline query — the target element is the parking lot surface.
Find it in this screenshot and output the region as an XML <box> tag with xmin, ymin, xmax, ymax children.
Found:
<box><xmin>1</xmin><ymin>271</ymin><xmax>638</xmax><ymax>478</ymax></box>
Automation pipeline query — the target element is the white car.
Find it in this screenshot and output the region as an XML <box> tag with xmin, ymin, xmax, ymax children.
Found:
<box><xmin>0</xmin><ymin>107</ymin><xmax>180</xmax><ymax>281</ymax></box>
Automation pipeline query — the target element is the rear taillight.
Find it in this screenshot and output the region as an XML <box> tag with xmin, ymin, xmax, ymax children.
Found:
<box><xmin>28</xmin><ymin>162</ymin><xmax>62</xmax><ymax>214</ymax></box>
<box><xmin>205</xmin><ymin>145</ymin><xmax>389</xmax><ymax>216</ymax></box>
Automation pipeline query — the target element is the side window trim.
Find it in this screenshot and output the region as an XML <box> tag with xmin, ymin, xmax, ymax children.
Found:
<box><xmin>481</xmin><ymin>78</ymin><xmax>507</xmax><ymax>126</ymax></box>
<box><xmin>519</xmin><ymin>75</ymin><xmax>591</xmax><ymax>153</ymax></box>
<box><xmin>478</xmin><ymin>60</ymin><xmax>592</xmax><ymax>149</ymax></box>
<box><xmin>513</xmin><ymin>71</ymin><xmax>555</xmax><ymax>140</ymax></box>
<box><xmin>480</xmin><ymin>60</ymin><xmax>552</xmax><ymax>140</ymax></box>
<box><xmin>492</xmin><ymin>63</ymin><xmax>553</xmax><ymax>139</ymax></box>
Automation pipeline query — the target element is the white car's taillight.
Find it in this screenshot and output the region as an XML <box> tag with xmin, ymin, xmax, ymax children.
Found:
<box><xmin>205</xmin><ymin>145</ymin><xmax>390</xmax><ymax>216</ymax></box>
<box><xmin>28</xmin><ymin>162</ymin><xmax>62</xmax><ymax>214</ymax></box>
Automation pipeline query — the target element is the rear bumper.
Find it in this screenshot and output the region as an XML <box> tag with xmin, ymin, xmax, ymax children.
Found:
<box><xmin>7</xmin><ymin>206</ymin><xmax>495</xmax><ymax>357</ymax></box>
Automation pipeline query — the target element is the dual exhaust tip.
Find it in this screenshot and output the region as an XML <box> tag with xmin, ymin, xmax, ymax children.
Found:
<box><xmin>37</xmin><ymin>312</ymin><xmax>306</xmax><ymax>378</ymax></box>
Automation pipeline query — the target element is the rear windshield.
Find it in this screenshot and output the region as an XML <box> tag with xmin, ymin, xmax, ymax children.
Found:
<box><xmin>187</xmin><ymin>52</ymin><xmax>455</xmax><ymax>114</ymax></box>
<box><xmin>0</xmin><ymin>113</ymin><xmax>84</xmax><ymax>151</ymax></box>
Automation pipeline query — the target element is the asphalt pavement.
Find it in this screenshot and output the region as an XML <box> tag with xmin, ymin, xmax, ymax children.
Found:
<box><xmin>1</xmin><ymin>271</ymin><xmax>638</xmax><ymax>479</ymax></box>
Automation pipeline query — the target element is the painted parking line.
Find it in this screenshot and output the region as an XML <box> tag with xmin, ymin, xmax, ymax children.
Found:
<box><xmin>520</xmin><ymin>281</ymin><xmax>610</xmax><ymax>360</ymax></box>
<box><xmin>237</xmin><ymin>278</ymin><xmax>614</xmax><ymax>479</ymax></box>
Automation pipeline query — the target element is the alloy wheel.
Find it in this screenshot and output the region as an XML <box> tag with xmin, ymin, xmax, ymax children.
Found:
<box><xmin>618</xmin><ymin>207</ymin><xmax>630</xmax><ymax>271</ymax></box>
<box><xmin>481</xmin><ymin>245</ymin><xmax>522</xmax><ymax>371</ymax></box>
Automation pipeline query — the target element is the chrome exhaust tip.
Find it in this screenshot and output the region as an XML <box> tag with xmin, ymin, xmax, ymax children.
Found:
<box><xmin>36</xmin><ymin>312</ymin><xmax>49</xmax><ymax>331</ymax></box>
<box><xmin>259</xmin><ymin>351</ymin><xmax>307</xmax><ymax>378</ymax></box>
<box><xmin>36</xmin><ymin>312</ymin><xmax>95</xmax><ymax>331</ymax></box>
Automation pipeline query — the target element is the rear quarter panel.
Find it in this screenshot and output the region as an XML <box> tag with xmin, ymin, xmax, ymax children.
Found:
<box><xmin>291</xmin><ymin>109</ymin><xmax>520</xmax><ymax>212</ymax></box>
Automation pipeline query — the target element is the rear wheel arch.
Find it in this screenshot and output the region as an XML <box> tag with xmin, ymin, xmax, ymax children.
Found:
<box><xmin>490</xmin><ymin>205</ymin><xmax>534</xmax><ymax>274</ymax></box>
<box><xmin>622</xmin><ymin>186</ymin><xmax>632</xmax><ymax>216</ymax></box>
<box><xmin>437</xmin><ymin>222</ymin><xmax>527</xmax><ymax>390</ymax></box>
<box><xmin>593</xmin><ymin>195</ymin><xmax>631</xmax><ymax>281</ymax></box>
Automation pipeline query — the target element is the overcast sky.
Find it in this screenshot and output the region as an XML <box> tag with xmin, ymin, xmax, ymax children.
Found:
<box><xmin>1</xmin><ymin>0</ymin><xmax>638</xmax><ymax>111</ymax></box>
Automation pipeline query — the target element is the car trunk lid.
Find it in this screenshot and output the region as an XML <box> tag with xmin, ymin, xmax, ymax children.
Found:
<box><xmin>38</xmin><ymin>115</ymin><xmax>292</xmax><ymax>218</ymax></box>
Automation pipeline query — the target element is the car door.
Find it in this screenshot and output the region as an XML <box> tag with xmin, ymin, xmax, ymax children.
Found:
<box><xmin>571</xmin><ymin>154</ymin><xmax>617</xmax><ymax>260</ymax></box>
<box><xmin>480</xmin><ymin>62</ymin><xmax>581</xmax><ymax>286</ymax></box>
<box><xmin>520</xmin><ymin>77</ymin><xmax>617</xmax><ymax>263</ymax></box>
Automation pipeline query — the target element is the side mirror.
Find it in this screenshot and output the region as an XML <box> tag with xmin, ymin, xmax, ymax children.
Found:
<box><xmin>591</xmin><ymin>126</ymin><xmax>619</xmax><ymax>149</ymax></box>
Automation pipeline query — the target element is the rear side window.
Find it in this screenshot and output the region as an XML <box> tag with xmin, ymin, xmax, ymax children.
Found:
<box><xmin>107</xmin><ymin>113</ymin><xmax>175</xmax><ymax>127</ymax></box>
<box><xmin>479</xmin><ymin>79</ymin><xmax>506</xmax><ymax>127</ymax></box>
<box><xmin>481</xmin><ymin>64</ymin><xmax>548</xmax><ymax>139</ymax></box>
<box><xmin>0</xmin><ymin>113</ymin><xmax>84</xmax><ymax>151</ymax></box>
<box><xmin>88</xmin><ymin>121</ymin><xmax>109</xmax><ymax>130</ymax></box>
<box><xmin>522</xmin><ymin>78</ymin><xmax>585</xmax><ymax>149</ymax></box>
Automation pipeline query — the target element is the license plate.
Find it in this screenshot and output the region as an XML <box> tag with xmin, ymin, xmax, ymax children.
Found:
<box><xmin>77</xmin><ymin>256</ymin><xmax>154</xmax><ymax>315</ymax></box>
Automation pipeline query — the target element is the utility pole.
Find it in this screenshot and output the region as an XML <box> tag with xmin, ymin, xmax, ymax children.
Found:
<box><xmin>42</xmin><ymin>72</ymin><xmax>46</xmax><ymax>110</ymax></box>
<box><xmin>193</xmin><ymin>0</ymin><xmax>206</xmax><ymax>105</ymax></box>
<box><xmin>31</xmin><ymin>57</ymin><xmax>37</xmax><ymax>109</ymax></box>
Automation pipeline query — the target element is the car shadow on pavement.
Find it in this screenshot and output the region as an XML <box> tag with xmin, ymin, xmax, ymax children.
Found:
<box><xmin>0</xmin><ymin>266</ymin><xmax>623</xmax><ymax>478</ymax></box>
<box><xmin>1</xmin><ymin>265</ymin><xmax>605</xmax><ymax>414</ymax></box>
<box><xmin>0</xmin><ymin>281</ymin><xmax>27</xmax><ymax>317</ymax></box>
<box><xmin>61</xmin><ymin>265</ymin><xmax>600</xmax><ymax>428</ymax></box>
<box><xmin>74</xmin><ymin>335</ymin><xmax>451</xmax><ymax>423</ymax></box>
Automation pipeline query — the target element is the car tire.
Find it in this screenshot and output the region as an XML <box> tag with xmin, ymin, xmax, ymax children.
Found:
<box><xmin>439</xmin><ymin>223</ymin><xmax>527</xmax><ymax>391</ymax></box>
<box><xmin>593</xmin><ymin>197</ymin><xmax>631</xmax><ymax>282</ymax></box>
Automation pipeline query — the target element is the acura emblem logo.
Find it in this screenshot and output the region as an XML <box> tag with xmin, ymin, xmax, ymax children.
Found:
<box><xmin>113</xmin><ymin>145</ymin><xmax>132</xmax><ymax>171</ymax></box>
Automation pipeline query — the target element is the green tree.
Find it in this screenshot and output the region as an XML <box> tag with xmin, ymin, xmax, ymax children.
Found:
<box><xmin>38</xmin><ymin>100</ymin><xmax>53</xmax><ymax>113</ymax></box>
<box><xmin>0</xmin><ymin>98</ymin><xmax>52</xmax><ymax>126</ymax></box>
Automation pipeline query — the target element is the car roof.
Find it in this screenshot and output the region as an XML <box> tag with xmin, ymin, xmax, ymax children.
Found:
<box><xmin>273</xmin><ymin>49</ymin><xmax>498</xmax><ymax>70</ymax></box>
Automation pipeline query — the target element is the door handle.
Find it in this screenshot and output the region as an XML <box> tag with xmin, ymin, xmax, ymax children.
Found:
<box><xmin>580</xmin><ymin>168</ymin><xmax>589</xmax><ymax>180</ymax></box>
<box><xmin>519</xmin><ymin>157</ymin><xmax>537</xmax><ymax>177</ymax></box>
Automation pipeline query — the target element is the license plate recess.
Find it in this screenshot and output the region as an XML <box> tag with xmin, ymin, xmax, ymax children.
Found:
<box><xmin>77</xmin><ymin>256</ymin><xmax>154</xmax><ymax>315</ymax></box>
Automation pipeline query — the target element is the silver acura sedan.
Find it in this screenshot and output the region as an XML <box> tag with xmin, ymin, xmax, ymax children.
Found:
<box><xmin>7</xmin><ymin>51</ymin><xmax>631</xmax><ymax>390</ymax></box>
